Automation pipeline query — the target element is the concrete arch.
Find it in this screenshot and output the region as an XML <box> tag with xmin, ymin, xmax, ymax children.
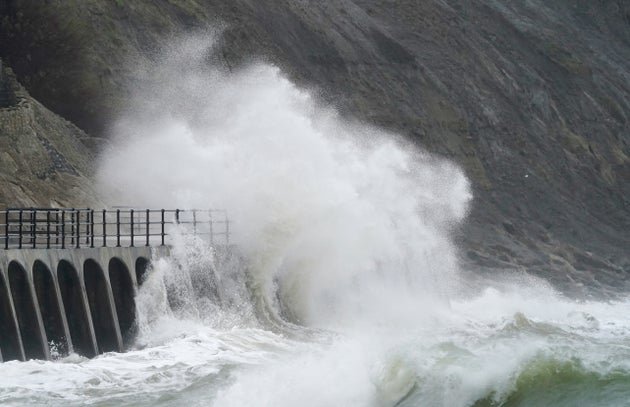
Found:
<box><xmin>109</xmin><ymin>257</ymin><xmax>137</xmax><ymax>347</ymax></box>
<box><xmin>1</xmin><ymin>245</ymin><xmax>171</xmax><ymax>362</ymax></box>
<box><xmin>8</xmin><ymin>261</ymin><xmax>47</xmax><ymax>360</ymax></box>
<box><xmin>84</xmin><ymin>259</ymin><xmax>120</xmax><ymax>353</ymax></box>
<box><xmin>135</xmin><ymin>257</ymin><xmax>150</xmax><ymax>287</ymax></box>
<box><xmin>58</xmin><ymin>260</ymin><xmax>97</xmax><ymax>357</ymax></box>
<box><xmin>0</xmin><ymin>270</ymin><xmax>24</xmax><ymax>361</ymax></box>
<box><xmin>33</xmin><ymin>260</ymin><xmax>70</xmax><ymax>357</ymax></box>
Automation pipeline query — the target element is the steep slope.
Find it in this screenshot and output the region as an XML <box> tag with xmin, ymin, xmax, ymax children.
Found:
<box><xmin>0</xmin><ymin>0</ymin><xmax>628</xmax><ymax>294</ymax></box>
<box><xmin>0</xmin><ymin>60</ymin><xmax>101</xmax><ymax>208</ymax></box>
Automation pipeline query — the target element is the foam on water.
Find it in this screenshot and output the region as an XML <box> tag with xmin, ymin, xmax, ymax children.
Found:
<box><xmin>1</xmin><ymin>33</ymin><xmax>629</xmax><ymax>407</ymax></box>
<box><xmin>2</xmin><ymin>276</ymin><xmax>628</xmax><ymax>406</ymax></box>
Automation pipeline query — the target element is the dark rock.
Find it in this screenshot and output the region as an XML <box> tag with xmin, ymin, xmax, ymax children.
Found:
<box><xmin>0</xmin><ymin>62</ymin><xmax>102</xmax><ymax>208</ymax></box>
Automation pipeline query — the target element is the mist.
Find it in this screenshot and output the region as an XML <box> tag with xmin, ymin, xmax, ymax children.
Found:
<box><xmin>96</xmin><ymin>34</ymin><xmax>471</xmax><ymax>330</ymax></box>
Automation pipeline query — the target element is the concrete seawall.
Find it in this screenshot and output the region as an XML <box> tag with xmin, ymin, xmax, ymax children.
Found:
<box><xmin>0</xmin><ymin>246</ymin><xmax>170</xmax><ymax>361</ymax></box>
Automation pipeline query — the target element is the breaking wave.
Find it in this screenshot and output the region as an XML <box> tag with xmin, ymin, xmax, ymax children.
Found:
<box><xmin>96</xmin><ymin>33</ymin><xmax>472</xmax><ymax>334</ymax></box>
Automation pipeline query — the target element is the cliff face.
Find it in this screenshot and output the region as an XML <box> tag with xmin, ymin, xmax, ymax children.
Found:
<box><xmin>0</xmin><ymin>0</ymin><xmax>628</xmax><ymax>295</ymax></box>
<box><xmin>0</xmin><ymin>60</ymin><xmax>100</xmax><ymax>208</ymax></box>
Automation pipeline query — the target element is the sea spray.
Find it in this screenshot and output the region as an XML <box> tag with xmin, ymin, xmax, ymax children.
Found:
<box><xmin>97</xmin><ymin>33</ymin><xmax>472</xmax><ymax>331</ymax></box>
<box><xmin>134</xmin><ymin>232</ymin><xmax>258</xmax><ymax>348</ymax></box>
<box><xmin>91</xmin><ymin>33</ymin><xmax>478</xmax><ymax>406</ymax></box>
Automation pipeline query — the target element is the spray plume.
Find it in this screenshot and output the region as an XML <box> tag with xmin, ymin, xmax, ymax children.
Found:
<box><xmin>97</xmin><ymin>33</ymin><xmax>471</xmax><ymax>330</ymax></box>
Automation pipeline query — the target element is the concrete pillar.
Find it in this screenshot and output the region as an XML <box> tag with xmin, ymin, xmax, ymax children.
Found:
<box><xmin>0</xmin><ymin>268</ymin><xmax>25</xmax><ymax>361</ymax></box>
<box><xmin>7</xmin><ymin>260</ymin><xmax>49</xmax><ymax>360</ymax></box>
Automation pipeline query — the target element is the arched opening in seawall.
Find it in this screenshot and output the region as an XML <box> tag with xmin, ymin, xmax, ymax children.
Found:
<box><xmin>8</xmin><ymin>261</ymin><xmax>46</xmax><ymax>360</ymax></box>
<box><xmin>0</xmin><ymin>250</ymin><xmax>160</xmax><ymax>361</ymax></box>
<box><xmin>135</xmin><ymin>257</ymin><xmax>150</xmax><ymax>287</ymax></box>
<box><xmin>109</xmin><ymin>257</ymin><xmax>137</xmax><ymax>348</ymax></box>
<box><xmin>0</xmin><ymin>270</ymin><xmax>23</xmax><ymax>361</ymax></box>
<box><xmin>58</xmin><ymin>260</ymin><xmax>97</xmax><ymax>358</ymax></box>
<box><xmin>33</xmin><ymin>260</ymin><xmax>69</xmax><ymax>357</ymax></box>
<box><xmin>84</xmin><ymin>259</ymin><xmax>120</xmax><ymax>354</ymax></box>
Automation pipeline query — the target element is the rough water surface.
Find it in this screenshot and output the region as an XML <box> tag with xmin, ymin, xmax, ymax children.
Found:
<box><xmin>1</xmin><ymin>267</ymin><xmax>629</xmax><ymax>407</ymax></box>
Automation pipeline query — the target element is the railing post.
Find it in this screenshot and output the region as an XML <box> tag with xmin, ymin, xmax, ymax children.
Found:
<box><xmin>61</xmin><ymin>210</ymin><xmax>66</xmax><ymax>249</ymax></box>
<box><xmin>31</xmin><ymin>210</ymin><xmax>36</xmax><ymax>248</ymax></box>
<box><xmin>29</xmin><ymin>209</ymin><xmax>34</xmax><ymax>247</ymax></box>
<box><xmin>130</xmin><ymin>209</ymin><xmax>134</xmax><ymax>247</ymax></box>
<box><xmin>85</xmin><ymin>210</ymin><xmax>90</xmax><ymax>246</ymax></box>
<box><xmin>90</xmin><ymin>209</ymin><xmax>95</xmax><ymax>248</ymax></box>
<box><xmin>175</xmin><ymin>209</ymin><xmax>180</xmax><ymax>224</ymax></box>
<box><xmin>4</xmin><ymin>211</ymin><xmax>9</xmax><ymax>249</ymax></box>
<box><xmin>145</xmin><ymin>209</ymin><xmax>150</xmax><ymax>247</ymax></box>
<box><xmin>18</xmin><ymin>209</ymin><xmax>23</xmax><ymax>249</ymax></box>
<box><xmin>46</xmin><ymin>210</ymin><xmax>51</xmax><ymax>249</ymax></box>
<box><xmin>75</xmin><ymin>210</ymin><xmax>80</xmax><ymax>249</ymax></box>
<box><xmin>116</xmin><ymin>209</ymin><xmax>121</xmax><ymax>247</ymax></box>
<box><xmin>70</xmin><ymin>208</ymin><xmax>75</xmax><ymax>246</ymax></box>
<box><xmin>102</xmin><ymin>209</ymin><xmax>107</xmax><ymax>247</ymax></box>
<box><xmin>161</xmin><ymin>209</ymin><xmax>165</xmax><ymax>246</ymax></box>
<box><xmin>55</xmin><ymin>211</ymin><xmax>59</xmax><ymax>246</ymax></box>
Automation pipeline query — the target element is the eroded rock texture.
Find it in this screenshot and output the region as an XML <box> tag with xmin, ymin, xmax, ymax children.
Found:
<box><xmin>0</xmin><ymin>60</ymin><xmax>100</xmax><ymax>208</ymax></box>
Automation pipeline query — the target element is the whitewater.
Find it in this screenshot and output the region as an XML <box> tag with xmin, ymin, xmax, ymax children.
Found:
<box><xmin>1</xmin><ymin>35</ymin><xmax>629</xmax><ymax>407</ymax></box>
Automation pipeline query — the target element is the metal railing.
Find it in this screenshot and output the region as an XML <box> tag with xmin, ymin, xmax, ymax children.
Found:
<box><xmin>0</xmin><ymin>208</ymin><xmax>229</xmax><ymax>250</ymax></box>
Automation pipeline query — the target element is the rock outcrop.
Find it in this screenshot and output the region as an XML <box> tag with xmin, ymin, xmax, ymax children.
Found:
<box><xmin>0</xmin><ymin>59</ymin><xmax>101</xmax><ymax>208</ymax></box>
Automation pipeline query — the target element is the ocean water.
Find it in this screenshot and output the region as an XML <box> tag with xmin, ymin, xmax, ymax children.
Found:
<box><xmin>1</xmin><ymin>255</ymin><xmax>628</xmax><ymax>407</ymax></box>
<box><xmin>1</xmin><ymin>34</ymin><xmax>628</xmax><ymax>407</ymax></box>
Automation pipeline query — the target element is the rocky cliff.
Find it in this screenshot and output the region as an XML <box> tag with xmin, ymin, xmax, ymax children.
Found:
<box><xmin>0</xmin><ymin>0</ymin><xmax>628</xmax><ymax>295</ymax></box>
<box><xmin>0</xmin><ymin>59</ymin><xmax>101</xmax><ymax>208</ymax></box>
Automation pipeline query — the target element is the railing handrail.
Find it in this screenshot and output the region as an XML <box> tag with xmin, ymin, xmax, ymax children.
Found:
<box><xmin>0</xmin><ymin>208</ymin><xmax>230</xmax><ymax>250</ymax></box>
